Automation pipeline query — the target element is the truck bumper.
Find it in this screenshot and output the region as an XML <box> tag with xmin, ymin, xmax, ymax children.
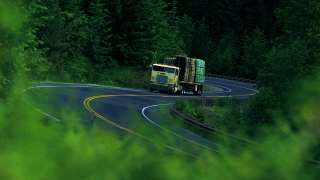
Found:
<box><xmin>150</xmin><ymin>84</ymin><xmax>172</xmax><ymax>91</ymax></box>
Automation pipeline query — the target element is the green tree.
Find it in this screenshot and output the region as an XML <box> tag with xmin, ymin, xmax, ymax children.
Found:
<box><xmin>274</xmin><ymin>0</ymin><xmax>320</xmax><ymax>46</ymax></box>
<box><xmin>273</xmin><ymin>0</ymin><xmax>320</xmax><ymax>69</ymax></box>
<box><xmin>240</xmin><ymin>86</ymin><xmax>279</xmax><ymax>137</ymax></box>
<box><xmin>258</xmin><ymin>0</ymin><xmax>320</xmax><ymax>104</ymax></box>
<box><xmin>59</xmin><ymin>0</ymin><xmax>91</xmax><ymax>83</ymax></box>
<box><xmin>176</xmin><ymin>13</ymin><xmax>194</xmax><ymax>56</ymax></box>
<box><xmin>210</xmin><ymin>30</ymin><xmax>239</xmax><ymax>76</ymax></box>
<box><xmin>0</xmin><ymin>0</ymin><xmax>47</xmax><ymax>104</ymax></box>
<box><xmin>101</xmin><ymin>0</ymin><xmax>124</xmax><ymax>64</ymax></box>
<box><xmin>109</xmin><ymin>0</ymin><xmax>178</xmax><ymax>66</ymax></box>
<box><xmin>238</xmin><ymin>27</ymin><xmax>268</xmax><ymax>80</ymax></box>
<box><xmin>85</xmin><ymin>0</ymin><xmax>116</xmax><ymax>80</ymax></box>
<box><xmin>258</xmin><ymin>40</ymin><xmax>315</xmax><ymax>103</ymax></box>
<box><xmin>123</xmin><ymin>0</ymin><xmax>160</xmax><ymax>66</ymax></box>
<box><xmin>150</xmin><ymin>0</ymin><xmax>181</xmax><ymax>64</ymax></box>
<box><xmin>191</xmin><ymin>17</ymin><xmax>214</xmax><ymax>62</ymax></box>
<box><xmin>34</xmin><ymin>0</ymin><xmax>68</xmax><ymax>75</ymax></box>
<box><xmin>236</xmin><ymin>0</ymin><xmax>320</xmax><ymax>137</ymax></box>
<box><xmin>200</xmin><ymin>0</ymin><xmax>242</xmax><ymax>42</ymax></box>
<box><xmin>241</xmin><ymin>0</ymin><xmax>267</xmax><ymax>35</ymax></box>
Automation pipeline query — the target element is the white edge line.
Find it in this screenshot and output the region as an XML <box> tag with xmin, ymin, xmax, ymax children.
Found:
<box><xmin>142</xmin><ymin>103</ymin><xmax>219</xmax><ymax>153</ymax></box>
<box><xmin>22</xmin><ymin>83</ymin><xmax>143</xmax><ymax>123</ymax></box>
<box><xmin>205</xmin><ymin>77</ymin><xmax>258</xmax><ymax>88</ymax></box>
<box><xmin>204</xmin><ymin>83</ymin><xmax>232</xmax><ymax>93</ymax></box>
<box><xmin>40</xmin><ymin>81</ymin><xmax>142</xmax><ymax>91</ymax></box>
<box><xmin>23</xmin><ymin>87</ymin><xmax>61</xmax><ymax>121</ymax></box>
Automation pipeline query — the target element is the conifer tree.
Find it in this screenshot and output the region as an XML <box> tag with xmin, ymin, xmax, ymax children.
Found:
<box><xmin>238</xmin><ymin>27</ymin><xmax>268</xmax><ymax>80</ymax></box>
<box><xmin>59</xmin><ymin>0</ymin><xmax>91</xmax><ymax>83</ymax></box>
<box><xmin>101</xmin><ymin>0</ymin><xmax>124</xmax><ymax>64</ymax></box>
<box><xmin>191</xmin><ymin>17</ymin><xmax>213</xmax><ymax>61</ymax></box>
<box><xmin>85</xmin><ymin>0</ymin><xmax>116</xmax><ymax>77</ymax></box>
<box><xmin>168</xmin><ymin>0</ymin><xmax>185</xmax><ymax>57</ymax></box>
<box><xmin>152</xmin><ymin>0</ymin><xmax>181</xmax><ymax>63</ymax></box>
<box><xmin>241</xmin><ymin>0</ymin><xmax>267</xmax><ymax>35</ymax></box>
<box><xmin>122</xmin><ymin>0</ymin><xmax>158</xmax><ymax>66</ymax></box>
<box><xmin>210</xmin><ymin>30</ymin><xmax>239</xmax><ymax>76</ymax></box>
<box><xmin>257</xmin><ymin>0</ymin><xmax>320</xmax><ymax>109</ymax></box>
<box><xmin>34</xmin><ymin>0</ymin><xmax>68</xmax><ymax>73</ymax></box>
<box><xmin>112</xmin><ymin>0</ymin><xmax>177</xmax><ymax>66</ymax></box>
<box><xmin>176</xmin><ymin>14</ymin><xmax>195</xmax><ymax>56</ymax></box>
<box><xmin>186</xmin><ymin>0</ymin><xmax>201</xmax><ymax>22</ymax></box>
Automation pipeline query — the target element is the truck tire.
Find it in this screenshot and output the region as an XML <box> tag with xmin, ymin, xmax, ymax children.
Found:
<box><xmin>170</xmin><ymin>87</ymin><xmax>174</xmax><ymax>95</ymax></box>
<box><xmin>193</xmin><ymin>90</ymin><xmax>198</xmax><ymax>95</ymax></box>
<box><xmin>198</xmin><ymin>85</ymin><xmax>203</xmax><ymax>95</ymax></box>
<box><xmin>150</xmin><ymin>88</ymin><xmax>153</xmax><ymax>92</ymax></box>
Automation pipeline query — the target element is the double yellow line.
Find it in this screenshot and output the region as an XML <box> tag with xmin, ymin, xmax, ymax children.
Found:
<box><xmin>84</xmin><ymin>94</ymin><xmax>204</xmax><ymax>160</ymax></box>
<box><xmin>83</xmin><ymin>81</ymin><xmax>258</xmax><ymax>160</ymax></box>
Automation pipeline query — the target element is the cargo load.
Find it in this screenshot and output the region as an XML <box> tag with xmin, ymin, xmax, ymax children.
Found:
<box><xmin>150</xmin><ymin>55</ymin><xmax>205</xmax><ymax>95</ymax></box>
<box><xmin>195</xmin><ymin>59</ymin><xmax>205</xmax><ymax>83</ymax></box>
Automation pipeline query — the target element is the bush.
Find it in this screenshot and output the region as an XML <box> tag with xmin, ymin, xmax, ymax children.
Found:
<box><xmin>172</xmin><ymin>99</ymin><xmax>207</xmax><ymax>123</ymax></box>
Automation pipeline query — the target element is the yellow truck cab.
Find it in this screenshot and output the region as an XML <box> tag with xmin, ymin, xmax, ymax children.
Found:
<box><xmin>149</xmin><ymin>64</ymin><xmax>179</xmax><ymax>94</ymax></box>
<box><xmin>150</xmin><ymin>55</ymin><xmax>205</xmax><ymax>95</ymax></box>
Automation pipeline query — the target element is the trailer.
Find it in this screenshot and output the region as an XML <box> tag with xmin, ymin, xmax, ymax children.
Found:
<box><xmin>149</xmin><ymin>55</ymin><xmax>205</xmax><ymax>95</ymax></box>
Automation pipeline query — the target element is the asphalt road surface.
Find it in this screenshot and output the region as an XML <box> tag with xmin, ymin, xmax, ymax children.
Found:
<box><xmin>23</xmin><ymin>76</ymin><xmax>259</xmax><ymax>160</ymax></box>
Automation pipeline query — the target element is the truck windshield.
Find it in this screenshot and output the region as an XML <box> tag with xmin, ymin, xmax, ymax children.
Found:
<box><xmin>153</xmin><ymin>66</ymin><xmax>175</xmax><ymax>73</ymax></box>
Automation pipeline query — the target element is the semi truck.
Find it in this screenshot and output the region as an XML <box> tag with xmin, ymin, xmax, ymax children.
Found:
<box><xmin>149</xmin><ymin>55</ymin><xmax>205</xmax><ymax>95</ymax></box>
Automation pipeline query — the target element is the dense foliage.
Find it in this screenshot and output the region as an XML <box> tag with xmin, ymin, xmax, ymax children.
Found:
<box><xmin>1</xmin><ymin>0</ymin><xmax>320</xmax><ymax>177</ymax></box>
<box><xmin>1</xmin><ymin>0</ymin><xmax>319</xmax><ymax>136</ymax></box>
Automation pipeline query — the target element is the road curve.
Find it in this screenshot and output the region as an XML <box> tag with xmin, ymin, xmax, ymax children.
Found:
<box><xmin>24</xmin><ymin>76</ymin><xmax>258</xmax><ymax>160</ymax></box>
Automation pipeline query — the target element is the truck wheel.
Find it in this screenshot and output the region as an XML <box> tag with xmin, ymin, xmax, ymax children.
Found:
<box><xmin>170</xmin><ymin>88</ymin><xmax>174</xmax><ymax>95</ymax></box>
<box><xmin>193</xmin><ymin>90</ymin><xmax>198</xmax><ymax>95</ymax></box>
<box><xmin>182</xmin><ymin>86</ymin><xmax>185</xmax><ymax>95</ymax></box>
<box><xmin>198</xmin><ymin>85</ymin><xmax>203</xmax><ymax>95</ymax></box>
<box><xmin>150</xmin><ymin>88</ymin><xmax>153</xmax><ymax>92</ymax></box>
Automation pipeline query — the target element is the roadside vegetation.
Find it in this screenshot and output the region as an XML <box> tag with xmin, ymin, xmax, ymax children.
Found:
<box><xmin>44</xmin><ymin>65</ymin><xmax>151</xmax><ymax>90</ymax></box>
<box><xmin>172</xmin><ymin>78</ymin><xmax>320</xmax><ymax>162</ymax></box>
<box><xmin>1</xmin><ymin>0</ymin><xmax>320</xmax><ymax>179</ymax></box>
<box><xmin>172</xmin><ymin>97</ymin><xmax>250</xmax><ymax>135</ymax></box>
<box><xmin>1</xmin><ymin>78</ymin><xmax>320</xmax><ymax>179</ymax></box>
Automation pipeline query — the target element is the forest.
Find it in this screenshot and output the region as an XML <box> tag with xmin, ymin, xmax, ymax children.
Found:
<box><xmin>1</xmin><ymin>0</ymin><xmax>320</xmax><ymax>178</ymax></box>
<box><xmin>2</xmin><ymin>0</ymin><xmax>320</xmax><ymax>136</ymax></box>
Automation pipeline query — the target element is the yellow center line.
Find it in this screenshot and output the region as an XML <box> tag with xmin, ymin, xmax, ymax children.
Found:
<box><xmin>84</xmin><ymin>95</ymin><xmax>203</xmax><ymax>160</ymax></box>
<box><xmin>83</xmin><ymin>81</ymin><xmax>258</xmax><ymax>160</ymax></box>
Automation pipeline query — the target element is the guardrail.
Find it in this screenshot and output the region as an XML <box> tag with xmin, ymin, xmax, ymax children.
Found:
<box><xmin>169</xmin><ymin>102</ymin><xmax>255</xmax><ymax>147</ymax></box>
<box><xmin>170</xmin><ymin>99</ymin><xmax>320</xmax><ymax>167</ymax></box>
<box><xmin>205</xmin><ymin>73</ymin><xmax>258</xmax><ymax>84</ymax></box>
<box><xmin>187</xmin><ymin>98</ymin><xmax>252</xmax><ymax>107</ymax></box>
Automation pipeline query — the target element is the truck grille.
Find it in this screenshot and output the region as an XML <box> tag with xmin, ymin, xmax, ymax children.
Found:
<box><xmin>156</xmin><ymin>75</ymin><xmax>168</xmax><ymax>83</ymax></box>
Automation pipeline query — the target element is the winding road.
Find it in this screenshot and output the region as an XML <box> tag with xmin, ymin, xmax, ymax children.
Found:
<box><xmin>24</xmin><ymin>76</ymin><xmax>259</xmax><ymax>160</ymax></box>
